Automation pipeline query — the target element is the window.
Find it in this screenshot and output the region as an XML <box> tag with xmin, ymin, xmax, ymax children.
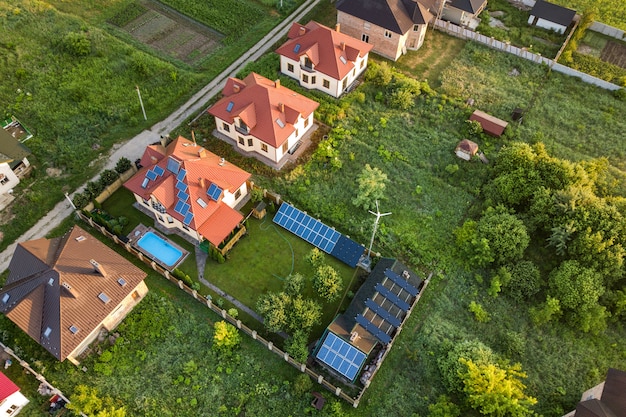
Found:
<box><xmin>182</xmin><ymin>225</ymin><xmax>189</xmax><ymax>231</ymax></box>
<box><xmin>352</xmin><ymin>69</ymin><xmax>356</xmax><ymax>76</ymax></box>
<box><xmin>2</xmin><ymin>294</ymin><xmax>9</xmax><ymax>303</ymax></box>
<box><xmin>158</xmin><ymin>214</ymin><xmax>164</xmax><ymax>222</ymax></box>
<box><xmin>261</xmin><ymin>144</ymin><xmax>268</xmax><ymax>152</ymax></box>
<box><xmin>302</xmin><ymin>74</ymin><xmax>309</xmax><ymax>83</ymax></box>
<box><xmin>323</xmin><ymin>79</ymin><xmax>330</xmax><ymax>89</ymax></box>
<box><xmin>44</xmin><ymin>327</ymin><xmax>52</xmax><ymax>338</ymax></box>
<box><xmin>222</xmin><ymin>123</ymin><xmax>230</xmax><ymax>132</ymax></box>
<box><xmin>282</xmin><ymin>143</ymin><xmax>288</xmax><ymax>153</ymax></box>
<box><xmin>287</xmin><ymin>63</ymin><xmax>294</xmax><ymax>72</ymax></box>
<box><xmin>238</xmin><ymin>136</ymin><xmax>245</xmax><ymax>145</ymax></box>
<box><xmin>362</xmin><ymin>34</ymin><xmax>369</xmax><ymax>43</ymax></box>
<box><xmin>343</xmin><ymin>78</ymin><xmax>348</xmax><ymax>90</ymax></box>
<box><xmin>413</xmin><ymin>24</ymin><xmax>420</xmax><ymax>32</ymax></box>
<box><xmin>98</xmin><ymin>292</ymin><xmax>111</xmax><ymax>304</ymax></box>
<box><xmin>117</xmin><ymin>277</ymin><xmax>127</xmax><ymax>287</ymax></box>
<box><xmin>143</xmin><ymin>199</ymin><xmax>149</xmax><ymax>206</ymax></box>
<box><xmin>295</xmin><ymin>128</ymin><xmax>299</xmax><ymax>137</ymax></box>
<box><xmin>132</xmin><ymin>291</ymin><xmax>140</xmax><ymax>300</ymax></box>
<box><xmin>311</xmin><ymin>76</ymin><xmax>316</xmax><ymax>84</ymax></box>
<box><xmin>364</xmin><ymin>22</ymin><xmax>371</xmax><ymax>30</ymax></box>
<box><xmin>304</xmin><ymin>118</ymin><xmax>309</xmax><ymax>128</ymax></box>
<box><xmin>238</xmin><ymin>120</ymin><xmax>248</xmax><ymax>132</ymax></box>
<box><xmin>234</xmin><ymin>189</ymin><xmax>241</xmax><ymax>199</ymax></box>
<box><xmin>361</xmin><ymin>60</ymin><xmax>365</xmax><ymax>69</ymax></box>
<box><xmin>247</xmin><ymin>138</ymin><xmax>253</xmax><ymax>147</ymax></box>
<box><xmin>384</xmin><ymin>30</ymin><xmax>392</xmax><ymax>39</ymax></box>
<box><xmin>167</xmin><ymin>216</ymin><xmax>174</xmax><ymax>224</ymax></box>
<box><xmin>0</xmin><ymin>176</ymin><xmax>8</xmax><ymax>185</ymax></box>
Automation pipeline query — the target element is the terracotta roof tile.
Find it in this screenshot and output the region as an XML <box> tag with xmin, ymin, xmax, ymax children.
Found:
<box><xmin>208</xmin><ymin>73</ymin><xmax>319</xmax><ymax>148</ymax></box>
<box><xmin>276</xmin><ymin>21</ymin><xmax>373</xmax><ymax>80</ymax></box>
<box><xmin>0</xmin><ymin>372</ymin><xmax>20</xmax><ymax>401</ymax></box>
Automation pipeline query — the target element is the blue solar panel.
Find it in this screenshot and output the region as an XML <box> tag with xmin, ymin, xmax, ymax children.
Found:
<box><xmin>384</xmin><ymin>269</ymin><xmax>419</xmax><ymax>297</ymax></box>
<box><xmin>183</xmin><ymin>212</ymin><xmax>194</xmax><ymax>225</ymax></box>
<box><xmin>294</xmin><ymin>43</ymin><xmax>301</xmax><ymax>53</ymax></box>
<box><xmin>177</xmin><ymin>190</ymin><xmax>189</xmax><ymax>201</ymax></box>
<box><xmin>175</xmin><ymin>181</ymin><xmax>186</xmax><ymax>191</ymax></box>
<box><xmin>330</xmin><ymin>235</ymin><xmax>366</xmax><ymax>268</ymax></box>
<box><xmin>365</xmin><ymin>298</ymin><xmax>401</xmax><ymax>327</ymax></box>
<box><xmin>167</xmin><ymin>157</ymin><xmax>180</xmax><ymax>174</ymax></box>
<box><xmin>315</xmin><ymin>332</ymin><xmax>366</xmax><ymax>381</ymax></box>
<box><xmin>356</xmin><ymin>314</ymin><xmax>392</xmax><ymax>345</ymax></box>
<box><xmin>177</xmin><ymin>169</ymin><xmax>187</xmax><ymax>181</ymax></box>
<box><xmin>375</xmin><ymin>283</ymin><xmax>410</xmax><ymax>311</ymax></box>
<box><xmin>207</xmin><ymin>183</ymin><xmax>223</xmax><ymax>201</ymax></box>
<box><xmin>226</xmin><ymin>101</ymin><xmax>234</xmax><ymax>112</ymax></box>
<box><xmin>180</xmin><ymin>203</ymin><xmax>190</xmax><ymax>216</ymax></box>
<box><xmin>153</xmin><ymin>165</ymin><xmax>165</xmax><ymax>176</ymax></box>
<box><xmin>146</xmin><ymin>170</ymin><xmax>157</xmax><ymax>181</ymax></box>
<box><xmin>174</xmin><ymin>200</ymin><xmax>185</xmax><ymax>214</ymax></box>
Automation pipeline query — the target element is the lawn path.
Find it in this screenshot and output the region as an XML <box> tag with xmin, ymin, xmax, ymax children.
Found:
<box><xmin>0</xmin><ymin>0</ymin><xmax>322</xmax><ymax>272</ymax></box>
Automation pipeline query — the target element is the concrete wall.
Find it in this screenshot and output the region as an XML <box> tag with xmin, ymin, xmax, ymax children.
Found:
<box><xmin>590</xmin><ymin>21</ymin><xmax>626</xmax><ymax>40</ymax></box>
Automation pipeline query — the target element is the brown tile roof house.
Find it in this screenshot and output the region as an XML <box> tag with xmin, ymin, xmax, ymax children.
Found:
<box><xmin>469</xmin><ymin>109</ymin><xmax>509</xmax><ymax>137</ymax></box>
<box><xmin>276</xmin><ymin>21</ymin><xmax>373</xmax><ymax>97</ymax></box>
<box><xmin>209</xmin><ymin>73</ymin><xmax>319</xmax><ymax>168</ymax></box>
<box><xmin>572</xmin><ymin>368</ymin><xmax>626</xmax><ymax>417</ymax></box>
<box><xmin>336</xmin><ymin>0</ymin><xmax>433</xmax><ymax>61</ymax></box>
<box><xmin>124</xmin><ymin>136</ymin><xmax>251</xmax><ymax>247</ymax></box>
<box><xmin>0</xmin><ymin>226</ymin><xmax>148</xmax><ymax>364</ymax></box>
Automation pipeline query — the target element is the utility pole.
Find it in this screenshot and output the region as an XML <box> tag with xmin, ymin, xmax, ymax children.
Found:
<box><xmin>136</xmin><ymin>85</ymin><xmax>147</xmax><ymax>121</ymax></box>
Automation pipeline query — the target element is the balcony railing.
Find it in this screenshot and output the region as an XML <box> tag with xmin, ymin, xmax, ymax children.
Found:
<box><xmin>300</xmin><ymin>64</ymin><xmax>315</xmax><ymax>73</ymax></box>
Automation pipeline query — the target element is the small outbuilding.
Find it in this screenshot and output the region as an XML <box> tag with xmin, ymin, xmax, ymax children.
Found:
<box><xmin>469</xmin><ymin>110</ymin><xmax>509</xmax><ymax>137</ymax></box>
<box><xmin>528</xmin><ymin>0</ymin><xmax>576</xmax><ymax>34</ymax></box>
<box><xmin>455</xmin><ymin>139</ymin><xmax>479</xmax><ymax>161</ymax></box>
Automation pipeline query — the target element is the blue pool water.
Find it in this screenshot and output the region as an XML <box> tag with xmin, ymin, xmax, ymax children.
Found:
<box><xmin>137</xmin><ymin>232</ymin><xmax>183</xmax><ymax>267</ymax></box>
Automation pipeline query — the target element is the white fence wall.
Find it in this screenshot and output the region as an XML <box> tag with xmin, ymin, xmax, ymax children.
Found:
<box><xmin>589</xmin><ymin>22</ymin><xmax>626</xmax><ymax>41</ymax></box>
<box><xmin>434</xmin><ymin>19</ymin><xmax>621</xmax><ymax>91</ymax></box>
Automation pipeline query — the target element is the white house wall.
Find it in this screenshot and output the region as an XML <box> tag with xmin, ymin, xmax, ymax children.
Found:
<box><xmin>0</xmin><ymin>390</ymin><xmax>29</xmax><ymax>415</ymax></box>
<box><xmin>528</xmin><ymin>16</ymin><xmax>567</xmax><ymax>33</ymax></box>
<box><xmin>0</xmin><ymin>163</ymin><xmax>19</xmax><ymax>196</ymax></box>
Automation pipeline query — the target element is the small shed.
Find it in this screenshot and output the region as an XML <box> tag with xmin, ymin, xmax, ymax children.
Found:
<box><xmin>311</xmin><ymin>391</ymin><xmax>326</xmax><ymax>410</ymax></box>
<box><xmin>528</xmin><ymin>0</ymin><xmax>576</xmax><ymax>34</ymax></box>
<box><xmin>252</xmin><ymin>201</ymin><xmax>267</xmax><ymax>219</ymax></box>
<box><xmin>469</xmin><ymin>110</ymin><xmax>509</xmax><ymax>137</ymax></box>
<box><xmin>455</xmin><ymin>139</ymin><xmax>479</xmax><ymax>161</ymax></box>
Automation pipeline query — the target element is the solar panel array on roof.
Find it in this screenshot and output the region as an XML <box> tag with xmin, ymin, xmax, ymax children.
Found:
<box><xmin>315</xmin><ymin>332</ymin><xmax>366</xmax><ymax>381</ymax></box>
<box><xmin>375</xmin><ymin>283</ymin><xmax>410</xmax><ymax>311</ymax></box>
<box><xmin>355</xmin><ymin>314</ymin><xmax>392</xmax><ymax>345</ymax></box>
<box><xmin>177</xmin><ymin>190</ymin><xmax>189</xmax><ymax>202</ymax></box>
<box><xmin>153</xmin><ymin>165</ymin><xmax>165</xmax><ymax>176</ymax></box>
<box><xmin>273</xmin><ymin>203</ymin><xmax>340</xmax><ymax>253</ymax></box>
<box><xmin>384</xmin><ymin>269</ymin><xmax>419</xmax><ymax>296</ymax></box>
<box><xmin>176</xmin><ymin>181</ymin><xmax>188</xmax><ymax>192</ymax></box>
<box><xmin>177</xmin><ymin>169</ymin><xmax>187</xmax><ymax>182</ymax></box>
<box><xmin>207</xmin><ymin>183</ymin><xmax>223</xmax><ymax>201</ymax></box>
<box><xmin>146</xmin><ymin>170</ymin><xmax>157</xmax><ymax>181</ymax></box>
<box><xmin>183</xmin><ymin>212</ymin><xmax>194</xmax><ymax>225</ymax></box>
<box><xmin>365</xmin><ymin>298</ymin><xmax>401</xmax><ymax>327</ymax></box>
<box><xmin>167</xmin><ymin>157</ymin><xmax>180</xmax><ymax>174</ymax></box>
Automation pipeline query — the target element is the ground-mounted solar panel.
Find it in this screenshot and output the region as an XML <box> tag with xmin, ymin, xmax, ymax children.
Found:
<box><xmin>183</xmin><ymin>212</ymin><xmax>194</xmax><ymax>225</ymax></box>
<box><xmin>177</xmin><ymin>169</ymin><xmax>187</xmax><ymax>182</ymax></box>
<box><xmin>355</xmin><ymin>314</ymin><xmax>392</xmax><ymax>345</ymax></box>
<box><xmin>384</xmin><ymin>269</ymin><xmax>419</xmax><ymax>297</ymax></box>
<box><xmin>330</xmin><ymin>235</ymin><xmax>365</xmax><ymax>268</ymax></box>
<box><xmin>365</xmin><ymin>298</ymin><xmax>401</xmax><ymax>327</ymax></box>
<box><xmin>375</xmin><ymin>283</ymin><xmax>410</xmax><ymax>311</ymax></box>
<box><xmin>153</xmin><ymin>165</ymin><xmax>165</xmax><ymax>176</ymax></box>
<box><xmin>146</xmin><ymin>170</ymin><xmax>157</xmax><ymax>181</ymax></box>
<box><xmin>315</xmin><ymin>332</ymin><xmax>366</xmax><ymax>381</ymax></box>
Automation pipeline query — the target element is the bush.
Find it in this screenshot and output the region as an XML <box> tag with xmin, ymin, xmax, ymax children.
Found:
<box><xmin>506</xmin><ymin>261</ymin><xmax>542</xmax><ymax>301</ymax></box>
<box><xmin>292</xmin><ymin>373</ymin><xmax>313</xmax><ymax>397</ymax></box>
<box><xmin>389</xmin><ymin>88</ymin><xmax>415</xmax><ymax>110</ymax></box>
<box><xmin>73</xmin><ymin>193</ymin><xmax>91</xmax><ymax>209</ymax></box>
<box><xmin>115</xmin><ymin>157</ymin><xmax>132</xmax><ymax>174</ymax></box>
<box><xmin>62</xmin><ymin>31</ymin><xmax>92</xmax><ymax>56</ymax></box>
<box><xmin>99</xmin><ymin>169</ymin><xmax>119</xmax><ymax>187</ymax></box>
<box><xmin>469</xmin><ymin>301</ymin><xmax>490</xmax><ymax>322</ymax></box>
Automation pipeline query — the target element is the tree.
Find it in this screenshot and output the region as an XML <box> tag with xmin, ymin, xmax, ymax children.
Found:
<box><xmin>352</xmin><ymin>164</ymin><xmax>388</xmax><ymax>210</ymax></box>
<box><xmin>459</xmin><ymin>359</ymin><xmax>537</xmax><ymax>416</ymax></box>
<box><xmin>256</xmin><ymin>292</ymin><xmax>290</xmax><ymax>332</ymax></box>
<box><xmin>454</xmin><ymin>220</ymin><xmax>494</xmax><ymax>267</ymax></box>
<box><xmin>285</xmin><ymin>330</ymin><xmax>309</xmax><ymax>363</ymax></box>
<box><xmin>67</xmin><ymin>385</ymin><xmax>103</xmax><ymax>416</ymax></box>
<box><xmin>305</xmin><ymin>247</ymin><xmax>325</xmax><ymax>268</ymax></box>
<box><xmin>283</xmin><ymin>273</ymin><xmax>305</xmax><ymax>296</ymax></box>
<box><xmin>438</xmin><ymin>340</ymin><xmax>495</xmax><ymax>393</ymax></box>
<box><xmin>529</xmin><ymin>296</ymin><xmax>562</xmax><ymax>326</ymax></box>
<box><xmin>292</xmin><ymin>373</ymin><xmax>313</xmax><ymax>397</ymax></box>
<box><xmin>477</xmin><ymin>206</ymin><xmax>529</xmax><ymax>265</ymax></box>
<box><xmin>289</xmin><ymin>296</ymin><xmax>322</xmax><ymax>331</ymax></box>
<box><xmin>313</xmin><ymin>265</ymin><xmax>343</xmax><ymax>302</ymax></box>
<box><xmin>257</xmin><ymin>291</ymin><xmax>321</xmax><ymax>333</ymax></box>
<box><xmin>506</xmin><ymin>261</ymin><xmax>542</xmax><ymax>302</ymax></box>
<box><xmin>428</xmin><ymin>395</ymin><xmax>461</xmax><ymax>417</ymax></box>
<box><xmin>212</xmin><ymin>321</ymin><xmax>241</xmax><ymax>353</ymax></box>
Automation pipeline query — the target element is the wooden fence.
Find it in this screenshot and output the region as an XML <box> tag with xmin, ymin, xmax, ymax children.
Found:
<box><xmin>434</xmin><ymin>19</ymin><xmax>621</xmax><ymax>91</ymax></box>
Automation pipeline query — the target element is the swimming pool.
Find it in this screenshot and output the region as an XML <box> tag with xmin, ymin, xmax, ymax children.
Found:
<box><xmin>137</xmin><ymin>232</ymin><xmax>183</xmax><ymax>267</ymax></box>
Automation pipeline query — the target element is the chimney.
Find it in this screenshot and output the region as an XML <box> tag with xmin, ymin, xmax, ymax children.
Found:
<box><xmin>198</xmin><ymin>149</ymin><xmax>207</xmax><ymax>158</ymax></box>
<box><xmin>233</xmin><ymin>84</ymin><xmax>240</xmax><ymax>93</ymax></box>
<box><xmin>278</xmin><ymin>102</ymin><xmax>285</xmax><ymax>113</ymax></box>
<box><xmin>219</xmin><ymin>157</ymin><xmax>225</xmax><ymax>166</ymax></box>
<box><xmin>350</xmin><ymin>331</ymin><xmax>359</xmax><ymax>342</ymax></box>
<box><xmin>275</xmin><ymin>79</ymin><xmax>280</xmax><ymax>89</ymax></box>
<box><xmin>90</xmin><ymin>259</ymin><xmax>107</xmax><ymax>277</ymax></box>
<box><xmin>299</xmin><ymin>26</ymin><xmax>306</xmax><ymax>36</ymax></box>
<box><xmin>340</xmin><ymin>41</ymin><xmax>345</xmax><ymax>51</ymax></box>
<box><xmin>61</xmin><ymin>282</ymin><xmax>79</xmax><ymax>298</ymax></box>
<box><xmin>150</xmin><ymin>156</ymin><xmax>158</xmax><ymax>164</ymax></box>
<box><xmin>199</xmin><ymin>177</ymin><xmax>206</xmax><ymax>190</ymax></box>
<box><xmin>335</xmin><ymin>23</ymin><xmax>341</xmax><ymax>33</ymax></box>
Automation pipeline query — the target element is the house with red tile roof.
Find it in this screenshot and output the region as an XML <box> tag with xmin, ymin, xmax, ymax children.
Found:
<box><xmin>124</xmin><ymin>136</ymin><xmax>251</xmax><ymax>247</ymax></box>
<box><xmin>0</xmin><ymin>372</ymin><xmax>29</xmax><ymax>416</ymax></box>
<box><xmin>0</xmin><ymin>226</ymin><xmax>148</xmax><ymax>364</ymax></box>
<box><xmin>336</xmin><ymin>0</ymin><xmax>433</xmax><ymax>61</ymax></box>
<box><xmin>276</xmin><ymin>21</ymin><xmax>373</xmax><ymax>98</ymax></box>
<box><xmin>208</xmin><ymin>73</ymin><xmax>319</xmax><ymax>168</ymax></box>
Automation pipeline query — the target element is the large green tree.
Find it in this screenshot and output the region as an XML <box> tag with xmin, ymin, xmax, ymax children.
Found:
<box><xmin>352</xmin><ymin>164</ymin><xmax>388</xmax><ymax>210</ymax></box>
<box><xmin>313</xmin><ymin>264</ymin><xmax>344</xmax><ymax>302</ymax></box>
<box><xmin>476</xmin><ymin>206</ymin><xmax>529</xmax><ymax>266</ymax></box>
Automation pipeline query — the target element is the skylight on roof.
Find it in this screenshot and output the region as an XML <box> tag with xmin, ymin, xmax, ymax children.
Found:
<box><xmin>275</xmin><ymin>118</ymin><xmax>286</xmax><ymax>128</ymax></box>
<box><xmin>339</xmin><ymin>56</ymin><xmax>347</xmax><ymax>65</ymax></box>
<box><xmin>48</xmin><ymin>278</ymin><xmax>55</xmax><ymax>286</ymax></box>
<box><xmin>141</xmin><ymin>178</ymin><xmax>149</xmax><ymax>189</ymax></box>
<box><xmin>117</xmin><ymin>277</ymin><xmax>127</xmax><ymax>287</ymax></box>
<box><xmin>75</xmin><ymin>236</ymin><xmax>86</xmax><ymax>242</ymax></box>
<box><xmin>197</xmin><ymin>198</ymin><xmax>208</xmax><ymax>208</ymax></box>
<box><xmin>226</xmin><ymin>101</ymin><xmax>235</xmax><ymax>112</ymax></box>
<box><xmin>69</xmin><ymin>325</ymin><xmax>79</xmax><ymax>334</ymax></box>
<box><xmin>98</xmin><ymin>292</ymin><xmax>111</xmax><ymax>304</ymax></box>
<box><xmin>294</xmin><ymin>43</ymin><xmax>301</xmax><ymax>53</ymax></box>
<box><xmin>167</xmin><ymin>157</ymin><xmax>181</xmax><ymax>174</ymax></box>
<box><xmin>44</xmin><ymin>327</ymin><xmax>52</xmax><ymax>338</ymax></box>
<box><xmin>2</xmin><ymin>294</ymin><xmax>9</xmax><ymax>303</ymax></box>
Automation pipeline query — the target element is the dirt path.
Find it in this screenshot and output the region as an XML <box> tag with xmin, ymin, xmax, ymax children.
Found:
<box><xmin>0</xmin><ymin>0</ymin><xmax>322</xmax><ymax>272</ymax></box>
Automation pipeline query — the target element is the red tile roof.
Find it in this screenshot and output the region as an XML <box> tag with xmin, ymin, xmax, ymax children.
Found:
<box><xmin>0</xmin><ymin>226</ymin><xmax>147</xmax><ymax>361</ymax></box>
<box><xmin>0</xmin><ymin>372</ymin><xmax>20</xmax><ymax>401</ymax></box>
<box><xmin>469</xmin><ymin>110</ymin><xmax>509</xmax><ymax>137</ymax></box>
<box><xmin>276</xmin><ymin>21</ymin><xmax>373</xmax><ymax>80</ymax></box>
<box><xmin>124</xmin><ymin>136</ymin><xmax>251</xmax><ymax>246</ymax></box>
<box><xmin>208</xmin><ymin>73</ymin><xmax>319</xmax><ymax>148</ymax></box>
